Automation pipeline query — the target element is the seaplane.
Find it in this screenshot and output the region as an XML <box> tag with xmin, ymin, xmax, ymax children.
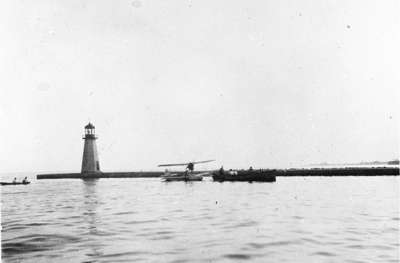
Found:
<box><xmin>158</xmin><ymin>160</ymin><xmax>215</xmax><ymax>182</ymax></box>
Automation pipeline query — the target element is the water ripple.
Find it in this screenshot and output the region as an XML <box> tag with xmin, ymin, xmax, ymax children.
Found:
<box><xmin>1</xmin><ymin>177</ymin><xmax>399</xmax><ymax>262</ymax></box>
<box><xmin>2</xmin><ymin>234</ymin><xmax>80</xmax><ymax>255</ymax></box>
<box><xmin>311</xmin><ymin>251</ymin><xmax>337</xmax><ymax>257</ymax></box>
<box><xmin>224</xmin><ymin>253</ymin><xmax>252</xmax><ymax>260</ymax></box>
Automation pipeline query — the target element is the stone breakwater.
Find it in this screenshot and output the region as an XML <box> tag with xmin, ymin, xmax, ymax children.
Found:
<box><xmin>36</xmin><ymin>167</ymin><xmax>398</xmax><ymax>179</ymax></box>
<box><xmin>274</xmin><ymin>167</ymin><xmax>399</xmax><ymax>176</ymax></box>
<box><xmin>37</xmin><ymin>172</ymin><xmax>164</xmax><ymax>179</ymax></box>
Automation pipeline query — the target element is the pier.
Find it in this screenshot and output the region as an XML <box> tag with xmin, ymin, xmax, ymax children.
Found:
<box><xmin>36</xmin><ymin>167</ymin><xmax>398</xmax><ymax>179</ymax></box>
<box><xmin>36</xmin><ymin>172</ymin><xmax>164</xmax><ymax>179</ymax></box>
<box><xmin>275</xmin><ymin>167</ymin><xmax>399</xmax><ymax>176</ymax></box>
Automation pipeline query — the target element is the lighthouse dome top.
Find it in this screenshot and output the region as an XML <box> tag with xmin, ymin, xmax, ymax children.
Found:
<box><xmin>85</xmin><ymin>122</ymin><xmax>95</xmax><ymax>129</ymax></box>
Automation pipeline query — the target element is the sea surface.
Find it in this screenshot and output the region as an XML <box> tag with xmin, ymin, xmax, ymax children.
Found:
<box><xmin>1</xmin><ymin>174</ymin><xmax>399</xmax><ymax>262</ymax></box>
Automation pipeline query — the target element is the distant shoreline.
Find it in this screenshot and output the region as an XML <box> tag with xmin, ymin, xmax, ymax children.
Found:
<box><xmin>308</xmin><ymin>159</ymin><xmax>399</xmax><ymax>166</ymax></box>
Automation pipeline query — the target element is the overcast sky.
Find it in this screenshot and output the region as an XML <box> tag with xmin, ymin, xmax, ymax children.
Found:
<box><xmin>0</xmin><ymin>0</ymin><xmax>399</xmax><ymax>173</ymax></box>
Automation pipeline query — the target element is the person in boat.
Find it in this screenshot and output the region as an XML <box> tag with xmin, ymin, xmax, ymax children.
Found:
<box><xmin>22</xmin><ymin>177</ymin><xmax>28</xmax><ymax>183</ymax></box>
<box><xmin>186</xmin><ymin>162</ymin><xmax>194</xmax><ymax>172</ymax></box>
<box><xmin>249</xmin><ymin>166</ymin><xmax>253</xmax><ymax>171</ymax></box>
<box><xmin>184</xmin><ymin>162</ymin><xmax>194</xmax><ymax>178</ymax></box>
<box><xmin>219</xmin><ymin>166</ymin><xmax>224</xmax><ymax>175</ymax></box>
<box><xmin>12</xmin><ymin>177</ymin><xmax>17</xmax><ymax>183</ymax></box>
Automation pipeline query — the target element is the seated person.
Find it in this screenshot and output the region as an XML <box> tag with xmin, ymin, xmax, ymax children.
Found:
<box><xmin>22</xmin><ymin>177</ymin><xmax>28</xmax><ymax>183</ymax></box>
<box><xmin>12</xmin><ymin>177</ymin><xmax>17</xmax><ymax>183</ymax></box>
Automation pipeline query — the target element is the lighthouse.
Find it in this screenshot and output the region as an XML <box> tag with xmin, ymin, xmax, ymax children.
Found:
<box><xmin>81</xmin><ymin>123</ymin><xmax>101</xmax><ymax>174</ymax></box>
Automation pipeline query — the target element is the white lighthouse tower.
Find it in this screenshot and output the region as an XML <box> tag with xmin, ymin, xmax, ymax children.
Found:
<box><xmin>81</xmin><ymin>123</ymin><xmax>101</xmax><ymax>174</ymax></box>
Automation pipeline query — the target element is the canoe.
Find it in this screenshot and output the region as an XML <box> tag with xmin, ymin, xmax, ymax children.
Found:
<box><xmin>212</xmin><ymin>170</ymin><xmax>276</xmax><ymax>182</ymax></box>
<box><xmin>0</xmin><ymin>182</ymin><xmax>31</xmax><ymax>185</ymax></box>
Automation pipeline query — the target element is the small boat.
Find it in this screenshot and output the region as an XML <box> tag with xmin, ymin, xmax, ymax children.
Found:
<box><xmin>0</xmin><ymin>181</ymin><xmax>31</xmax><ymax>186</ymax></box>
<box><xmin>212</xmin><ymin>169</ymin><xmax>276</xmax><ymax>182</ymax></box>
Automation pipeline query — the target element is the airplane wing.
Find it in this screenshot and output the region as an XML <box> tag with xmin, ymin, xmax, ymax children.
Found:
<box><xmin>158</xmin><ymin>163</ymin><xmax>189</xmax><ymax>167</ymax></box>
<box><xmin>192</xmin><ymin>160</ymin><xmax>215</xmax><ymax>164</ymax></box>
<box><xmin>196</xmin><ymin>172</ymin><xmax>212</xmax><ymax>177</ymax></box>
<box><xmin>158</xmin><ymin>160</ymin><xmax>215</xmax><ymax>167</ymax></box>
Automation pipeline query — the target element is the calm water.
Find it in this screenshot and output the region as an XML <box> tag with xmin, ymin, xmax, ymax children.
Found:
<box><xmin>1</xmin><ymin>175</ymin><xmax>399</xmax><ymax>262</ymax></box>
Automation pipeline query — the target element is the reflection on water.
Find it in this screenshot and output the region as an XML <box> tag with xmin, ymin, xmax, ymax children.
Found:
<box><xmin>1</xmin><ymin>176</ymin><xmax>399</xmax><ymax>262</ymax></box>
<box><xmin>82</xmin><ymin>179</ymin><xmax>104</xmax><ymax>260</ymax></box>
